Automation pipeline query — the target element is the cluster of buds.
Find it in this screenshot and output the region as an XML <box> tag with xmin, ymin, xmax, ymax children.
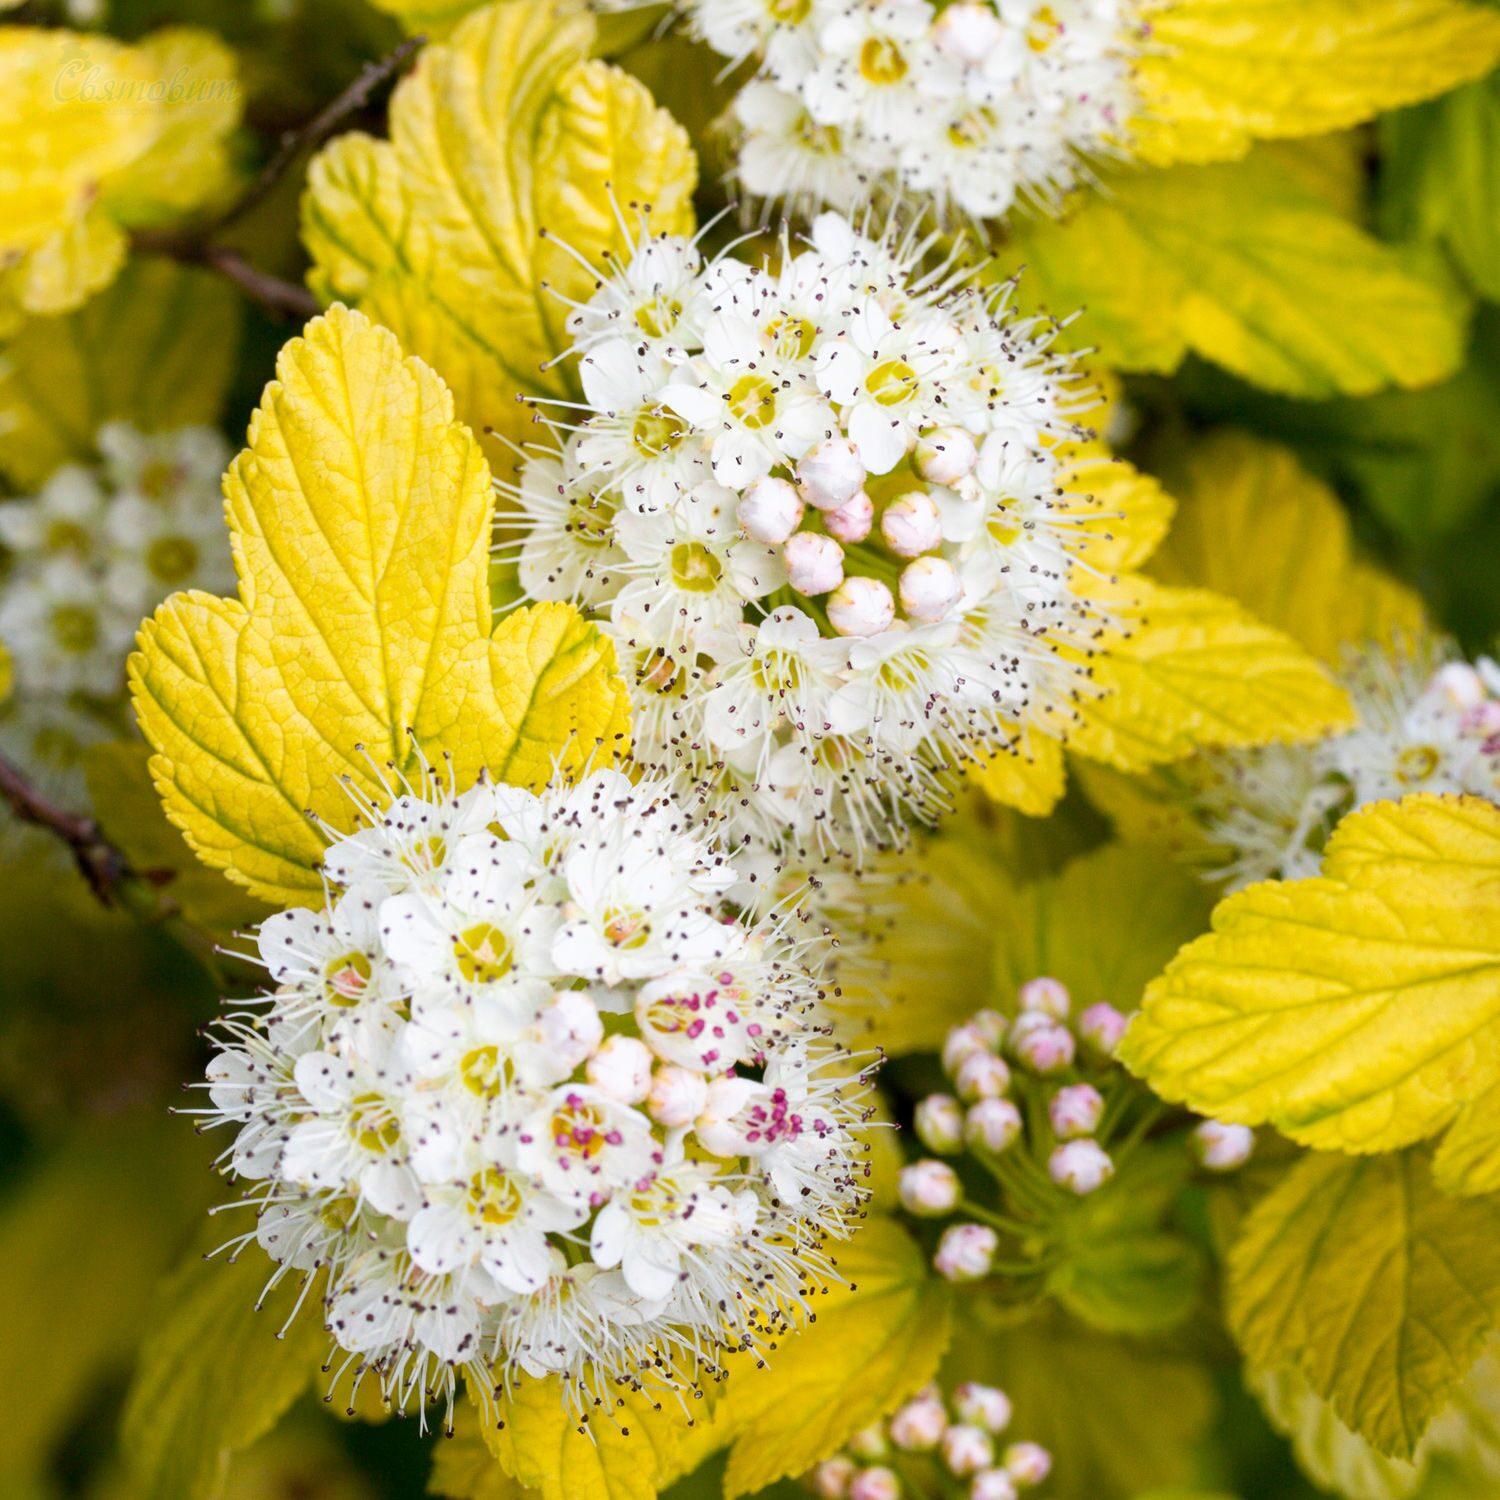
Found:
<box><xmin>899</xmin><ymin>977</ymin><xmax>1253</xmax><ymax>1283</ymax></box>
<box><xmin>808</xmin><ymin>1381</ymin><xmax>1050</xmax><ymax>1500</ymax></box>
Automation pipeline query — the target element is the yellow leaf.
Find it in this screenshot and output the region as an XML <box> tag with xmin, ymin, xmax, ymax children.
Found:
<box><xmin>1229</xmin><ymin>1149</ymin><xmax>1500</xmax><ymax>1457</ymax></box>
<box><xmin>129</xmin><ymin>305</ymin><xmax>631</xmax><ymax>903</ymax></box>
<box><xmin>300</xmin><ymin>0</ymin><xmax>696</xmax><ymax>470</ymax></box>
<box><xmin>429</xmin><ymin>1411</ymin><xmax>532</xmax><ymax>1498</ymax></box>
<box><xmin>1122</xmin><ymin>795</ymin><xmax>1500</xmax><ymax>1155</ymax></box>
<box><xmin>0</xmin><ymin>259</ymin><xmax>240</xmax><ymax>491</ymax></box>
<box><xmin>1055</xmin><ymin>441</ymin><xmax>1177</xmax><ymax>574</ymax></box>
<box><xmin>1003</xmin><ymin>150</ymin><xmax>1470</xmax><ymax>397</ymax></box>
<box><xmin>971</xmin><ymin>724</ymin><xmax>1067</xmax><ymax>817</ymax></box>
<box><xmin>0</xmin><ymin>27</ymin><xmax>240</xmax><ymax>330</ymax></box>
<box><xmin>1065</xmin><ymin>576</ymin><xmax>1354</xmax><ymax>771</ymax></box>
<box><xmin>1134</xmin><ymin>0</ymin><xmax>1500</xmax><ymax>167</ymax></box>
<box><xmin>1149</xmin><ymin>431</ymin><xmax>1429</xmax><ymax>665</ymax></box>
<box><xmin>365</xmin><ymin>0</ymin><xmax>494</xmax><ymax>36</ymax></box>
<box><xmin>0</xmin><ymin>641</ymin><xmax>11</xmax><ymax>705</ymax></box>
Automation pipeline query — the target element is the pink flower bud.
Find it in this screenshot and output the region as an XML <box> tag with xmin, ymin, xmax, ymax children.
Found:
<box><xmin>848</xmin><ymin>1467</ymin><xmax>901</xmax><ymax>1500</ymax></box>
<box><xmin>783</xmin><ymin>531</ymin><xmax>845</xmax><ymax>595</ymax></box>
<box><xmin>737</xmin><ymin>476</ymin><xmax>804</xmax><ymax>544</ymax></box>
<box><xmin>798</xmin><ymin>437</ymin><xmax>866</xmax><ymax>510</ymax></box>
<box><xmin>1011</xmin><ymin>1018</ymin><xmax>1075</xmax><ymax>1076</ymax></box>
<box><xmin>971</xmin><ymin>1470</ymin><xmax>1020</xmax><ymax>1500</ymax></box>
<box><xmin>953</xmin><ymin>1382</ymin><xmax>1012</xmax><ymax>1434</ymax></box>
<box><xmin>914</xmin><ymin>1093</ymin><xmax>965</xmax><ymax>1154</ymax></box>
<box><xmin>942</xmin><ymin>1022</ymin><xmax>990</xmax><ymax>1074</ymax></box>
<box><xmin>1192</xmin><ymin>1119</ymin><xmax>1255</xmax><ymax>1172</ymax></box>
<box><xmin>533</xmin><ymin>990</ymin><xmax>604</xmax><ymax>1078</ymax></box>
<box><xmin>1004</xmin><ymin>1441</ymin><xmax>1052</xmax><ymax>1487</ymax></box>
<box><xmin>934</xmin><ymin>1222</ymin><xmax>998</xmax><ymax>1282</ymax></box>
<box><xmin>646</xmin><ymin>1064</ymin><xmax>709</xmax><ymax>1127</ymax></box>
<box><xmin>1048</xmin><ymin>1083</ymin><xmax>1104</xmax><ymax>1141</ymax></box>
<box><xmin>880</xmin><ymin>490</ymin><xmax>943</xmax><ymax>558</ymax></box>
<box><xmin>1017</xmin><ymin>976</ymin><xmax>1070</xmax><ymax>1020</ymax></box>
<box><xmin>1077</xmin><ymin>1002</ymin><xmax>1128</xmax><ymax>1058</ymax></box>
<box><xmin>585</xmin><ymin>1035</ymin><xmax>653</xmax><ymax>1103</ymax></box>
<box><xmin>955</xmin><ymin>1050</ymin><xmax>1011</xmax><ymax>1103</ymax></box>
<box><xmin>824</xmin><ymin>489</ymin><xmax>875</xmax><ymax>543</ymax></box>
<box><xmin>889</xmin><ymin>1393</ymin><xmax>948</xmax><ymax>1451</ymax></box>
<box><xmin>846</xmin><ymin>1424</ymin><xmax>890</xmax><ymax>1460</ymax></box>
<box><xmin>1049</xmin><ymin>1138</ymin><xmax>1114</xmax><ymax>1195</ymax></box>
<box><xmin>899</xmin><ymin>1158</ymin><xmax>961</xmax><ymax>1217</ymax></box>
<box><xmin>899</xmin><ymin>556</ymin><xmax>962</xmax><ymax>622</ymax></box>
<box><xmin>810</xmin><ymin>1456</ymin><xmax>857</xmax><ymax>1499</ymax></box>
<box><xmin>964</xmin><ymin>1098</ymin><xmax>1022</xmax><ymax>1154</ymax></box>
<box><xmin>828</xmin><ymin>576</ymin><xmax>896</xmax><ymax>637</ymax></box>
<box><xmin>941</xmin><ymin>1423</ymin><xmax>995</xmax><ymax>1477</ymax></box>
<box><xmin>915</xmin><ymin>425</ymin><xmax>979</xmax><ymax>485</ymax></box>
<box><xmin>1428</xmin><ymin>661</ymin><xmax>1487</xmax><ymax>711</ymax></box>
<box><xmin>971</xmin><ymin>1009</ymin><xmax>1008</xmax><ymax>1047</ymax></box>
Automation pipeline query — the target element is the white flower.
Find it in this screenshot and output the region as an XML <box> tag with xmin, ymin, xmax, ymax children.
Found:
<box><xmin>0</xmin><ymin>557</ymin><xmax>137</xmax><ymax>698</ymax></box>
<box><xmin>0</xmin><ymin>464</ymin><xmax>105</xmax><ymax>559</ymax></box>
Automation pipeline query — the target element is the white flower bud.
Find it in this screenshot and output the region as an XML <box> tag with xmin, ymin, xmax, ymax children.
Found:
<box><xmin>530</xmin><ymin>990</ymin><xmax>604</xmax><ymax>1080</ymax></box>
<box><xmin>828</xmin><ymin>575</ymin><xmax>896</xmax><ymax>637</ymax></box>
<box><xmin>810</xmin><ymin>1457</ymin><xmax>857</xmax><ymax>1499</ymax></box>
<box><xmin>1049</xmin><ymin>1138</ymin><xmax>1114</xmax><ymax>1195</ymax></box>
<box><xmin>941</xmin><ymin>1423</ymin><xmax>995</xmax><ymax>1477</ymax></box>
<box><xmin>1011</xmin><ymin>1018</ymin><xmax>1075</xmax><ymax>1076</ymax></box>
<box><xmin>899</xmin><ymin>556</ymin><xmax>962</xmax><ymax>622</ymax></box>
<box><xmin>798</xmin><ymin>437</ymin><xmax>866</xmax><ymax>510</ymax></box>
<box><xmin>971</xmin><ymin>1470</ymin><xmax>1020</xmax><ymax>1500</ymax></box>
<box><xmin>955</xmin><ymin>1050</ymin><xmax>1011</xmax><ymax>1103</ymax></box>
<box><xmin>931</xmin><ymin>2</ymin><xmax>1005</xmax><ymax>64</ymax></box>
<box><xmin>1429</xmin><ymin>661</ymin><xmax>1487</xmax><ymax>711</ymax></box>
<box><xmin>971</xmin><ymin>1009</ymin><xmax>1008</xmax><ymax>1047</ymax></box>
<box><xmin>737</xmin><ymin>476</ymin><xmax>805</xmax><ymax>544</ymax></box>
<box><xmin>912</xmin><ymin>426</ymin><xmax>984</xmax><ymax>483</ymax></box>
<box><xmin>964</xmin><ymin>1098</ymin><xmax>1022</xmax><ymax>1154</ymax></box>
<box><xmin>783</xmin><ymin>531</ymin><xmax>845</xmax><ymax>595</ymax></box>
<box><xmin>824</xmin><ymin>489</ymin><xmax>875</xmax><ymax>543</ymax></box>
<box><xmin>1077</xmin><ymin>1002</ymin><xmax>1128</xmax><ymax>1058</ymax></box>
<box><xmin>848</xmin><ymin>1467</ymin><xmax>901</xmax><ymax>1500</ymax></box>
<box><xmin>880</xmin><ymin>490</ymin><xmax>943</xmax><ymax>557</ymax></box>
<box><xmin>953</xmin><ymin>1382</ymin><xmax>1012</xmax><ymax>1434</ymax></box>
<box><xmin>899</xmin><ymin>1159</ymin><xmax>961</xmax><ymax>1217</ymax></box>
<box><xmin>846</xmin><ymin>1424</ymin><xmax>890</xmax><ymax>1461</ymax></box>
<box><xmin>646</xmin><ymin>1064</ymin><xmax>709</xmax><ymax>1127</ymax></box>
<box><xmin>1048</xmin><ymin>1083</ymin><xmax>1104</xmax><ymax>1140</ymax></box>
<box><xmin>1017</xmin><ymin>976</ymin><xmax>1070</xmax><ymax>1020</ymax></box>
<box><xmin>585</xmin><ymin>1035</ymin><xmax>653</xmax><ymax>1103</ymax></box>
<box><xmin>942</xmin><ymin>1022</ymin><xmax>990</xmax><ymax>1074</ymax></box>
<box><xmin>889</xmin><ymin>1393</ymin><xmax>948</xmax><ymax>1450</ymax></box>
<box><xmin>1004</xmin><ymin>1441</ymin><xmax>1052</xmax><ymax>1487</ymax></box>
<box><xmin>915</xmin><ymin>1093</ymin><xmax>966</xmax><ymax>1154</ymax></box>
<box><xmin>934</xmin><ymin>1222</ymin><xmax>998</xmax><ymax>1282</ymax></box>
<box><xmin>1192</xmin><ymin>1119</ymin><xmax>1255</xmax><ymax>1172</ymax></box>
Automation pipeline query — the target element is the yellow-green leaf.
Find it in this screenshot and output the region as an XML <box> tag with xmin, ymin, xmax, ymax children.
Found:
<box><xmin>429</xmin><ymin>1412</ymin><xmax>531</xmax><ymax>1498</ymax></box>
<box><xmin>1229</xmin><ymin>1149</ymin><xmax>1500</xmax><ymax>1457</ymax></box>
<box><xmin>0</xmin><ymin>259</ymin><xmax>240</xmax><ymax>491</ymax></box>
<box><xmin>129</xmin><ymin>305</ymin><xmax>630</xmax><ymax>904</ymax></box>
<box><xmin>1133</xmin><ymin>0</ymin><xmax>1500</xmax><ymax>167</ymax></box>
<box><xmin>364</xmin><ymin>0</ymin><xmax>490</xmax><ymax>34</ymax></box>
<box><xmin>1065</xmin><ymin>576</ymin><xmax>1354</xmax><ymax>772</ymax></box>
<box><xmin>300</xmin><ymin>0</ymin><xmax>696</xmax><ymax>470</ymax></box>
<box><xmin>1004</xmin><ymin>149</ymin><xmax>1470</xmax><ymax>398</ymax></box>
<box><xmin>1123</xmin><ymin>795</ymin><xmax>1500</xmax><ymax>1155</ymax></box>
<box><xmin>121</xmin><ymin>1251</ymin><xmax>327</xmax><ymax>1500</ymax></box>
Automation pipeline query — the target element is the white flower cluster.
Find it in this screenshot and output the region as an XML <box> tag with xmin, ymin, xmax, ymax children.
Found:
<box><xmin>809</xmin><ymin>1380</ymin><xmax>1051</xmax><ymax>1500</ymax></box>
<box><xmin>201</xmin><ymin>767</ymin><xmax>873</xmax><ymax>1417</ymax></box>
<box><xmin>509</xmin><ymin>213</ymin><xmax>1099</xmax><ymax>856</ymax></box>
<box><xmin>0</xmin><ymin>423</ymin><xmax>232</xmax><ymax>703</ymax></box>
<box><xmin>679</xmin><ymin>0</ymin><xmax>1144</xmax><ymax>222</ymax></box>
<box><xmin>1191</xmin><ymin>647</ymin><xmax>1500</xmax><ymax>888</ymax></box>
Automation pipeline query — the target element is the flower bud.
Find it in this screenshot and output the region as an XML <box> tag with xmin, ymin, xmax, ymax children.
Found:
<box><xmin>824</xmin><ymin>489</ymin><xmax>875</xmax><ymax>543</ymax></box>
<box><xmin>798</xmin><ymin>437</ymin><xmax>866</xmax><ymax>511</ymax></box>
<box><xmin>1004</xmin><ymin>1441</ymin><xmax>1052</xmax><ymax>1487</ymax></box>
<box><xmin>914</xmin><ymin>1093</ymin><xmax>966</xmax><ymax>1154</ymax></box>
<box><xmin>1077</xmin><ymin>1002</ymin><xmax>1128</xmax><ymax>1058</ymax></box>
<box><xmin>1048</xmin><ymin>1083</ymin><xmax>1104</xmax><ymax>1141</ymax></box>
<box><xmin>846</xmin><ymin>1424</ymin><xmax>890</xmax><ymax>1461</ymax></box>
<box><xmin>915</xmin><ymin>425</ymin><xmax>979</xmax><ymax>485</ymax></box>
<box><xmin>529</xmin><ymin>990</ymin><xmax>604</xmax><ymax>1081</ymax></box>
<box><xmin>1192</xmin><ymin>1119</ymin><xmax>1255</xmax><ymax>1172</ymax></box>
<box><xmin>828</xmin><ymin>576</ymin><xmax>896</xmax><ymax>637</ymax></box>
<box><xmin>899</xmin><ymin>1159</ymin><xmax>961</xmax><ymax>1217</ymax></box>
<box><xmin>934</xmin><ymin>1222</ymin><xmax>998</xmax><ymax>1282</ymax></box>
<box><xmin>1011</xmin><ymin>1018</ymin><xmax>1075</xmax><ymax>1076</ymax></box>
<box><xmin>848</xmin><ymin>1468</ymin><xmax>901</xmax><ymax>1500</ymax></box>
<box><xmin>1016</xmin><ymin>976</ymin><xmax>1070</xmax><ymax>1020</ymax></box>
<box><xmin>953</xmin><ymin>1382</ymin><xmax>1012</xmax><ymax>1434</ymax></box>
<box><xmin>942</xmin><ymin>1022</ymin><xmax>990</xmax><ymax>1074</ymax></box>
<box><xmin>810</xmin><ymin>1457</ymin><xmax>857</xmax><ymax>1499</ymax></box>
<box><xmin>889</xmin><ymin>1392</ymin><xmax>949</xmax><ymax>1451</ymax></box>
<box><xmin>971</xmin><ymin>1009</ymin><xmax>1008</xmax><ymax>1047</ymax></box>
<box><xmin>971</xmin><ymin>1471</ymin><xmax>1019</xmax><ymax>1500</ymax></box>
<box><xmin>965</xmin><ymin>1098</ymin><xmax>1023</xmax><ymax>1155</ymax></box>
<box><xmin>955</xmin><ymin>1050</ymin><xmax>1011</xmax><ymax>1103</ymax></box>
<box><xmin>941</xmin><ymin>1424</ymin><xmax>995</xmax><ymax>1477</ymax></box>
<box><xmin>1429</xmin><ymin>661</ymin><xmax>1487</xmax><ymax>711</ymax></box>
<box><xmin>1049</xmin><ymin>1138</ymin><xmax>1114</xmax><ymax>1195</ymax></box>
<box><xmin>783</xmin><ymin>531</ymin><xmax>845</xmax><ymax>595</ymax></box>
<box><xmin>899</xmin><ymin>556</ymin><xmax>962</xmax><ymax>622</ymax></box>
<box><xmin>931</xmin><ymin>2</ymin><xmax>1005</xmax><ymax>63</ymax></box>
<box><xmin>737</xmin><ymin>476</ymin><xmax>804</xmax><ymax>544</ymax></box>
<box><xmin>646</xmin><ymin>1064</ymin><xmax>708</xmax><ymax>1127</ymax></box>
<box><xmin>880</xmin><ymin>490</ymin><xmax>943</xmax><ymax>558</ymax></box>
<box><xmin>586</xmin><ymin>1035</ymin><xmax>653</xmax><ymax>1103</ymax></box>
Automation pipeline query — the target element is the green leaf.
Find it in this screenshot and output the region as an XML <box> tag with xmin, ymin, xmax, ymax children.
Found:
<box><xmin>121</xmin><ymin>1250</ymin><xmax>328</xmax><ymax>1500</ymax></box>
<box><xmin>1229</xmin><ymin>1150</ymin><xmax>1500</xmax><ymax>1458</ymax></box>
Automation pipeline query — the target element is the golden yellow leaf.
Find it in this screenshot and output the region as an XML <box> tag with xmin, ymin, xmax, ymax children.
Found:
<box><xmin>1122</xmin><ymin>795</ymin><xmax>1500</xmax><ymax>1154</ymax></box>
<box><xmin>130</xmin><ymin>305</ymin><xmax>631</xmax><ymax>904</ymax></box>
<box><xmin>971</xmin><ymin>724</ymin><xmax>1067</xmax><ymax>818</ymax></box>
<box><xmin>300</xmin><ymin>0</ymin><xmax>696</xmax><ymax>470</ymax></box>
<box><xmin>1055</xmin><ymin>441</ymin><xmax>1177</xmax><ymax>574</ymax></box>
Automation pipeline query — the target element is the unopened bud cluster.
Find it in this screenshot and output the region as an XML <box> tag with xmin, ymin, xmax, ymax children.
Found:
<box><xmin>807</xmin><ymin>1381</ymin><xmax>1051</xmax><ymax>1499</ymax></box>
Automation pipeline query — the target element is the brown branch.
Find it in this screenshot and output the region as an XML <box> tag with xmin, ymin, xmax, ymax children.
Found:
<box><xmin>0</xmin><ymin>750</ymin><xmax>131</xmax><ymax>905</ymax></box>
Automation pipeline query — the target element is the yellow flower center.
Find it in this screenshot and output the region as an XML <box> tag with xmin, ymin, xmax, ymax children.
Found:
<box><xmin>146</xmin><ymin>535</ymin><xmax>199</xmax><ymax>584</ymax></box>
<box><xmin>140</xmin><ymin>459</ymin><xmax>181</xmax><ymax>499</ymax></box>
<box><xmin>44</xmin><ymin>519</ymin><xmax>90</xmax><ymax>554</ymax></box>
<box><xmin>859</xmin><ymin>35</ymin><xmax>908</xmax><ymax>84</ymax></box>
<box><xmin>323</xmin><ymin>950</ymin><xmax>373</xmax><ymax>1008</ymax></box>
<box><xmin>51</xmin><ymin>604</ymin><xmax>99</xmax><ymax>654</ymax></box>
<box><xmin>767</xmin><ymin>314</ymin><xmax>818</xmax><ymax>362</ymax></box>
<box><xmin>670</xmin><ymin>541</ymin><xmax>724</xmax><ymax>594</ymax></box>
<box><xmin>603</xmin><ymin>906</ymin><xmax>651</xmax><ymax>949</ymax></box>
<box><xmin>1028</xmin><ymin>6</ymin><xmax>1061</xmax><ymax>51</ymax></box>
<box><xmin>767</xmin><ymin>0</ymin><xmax>809</xmax><ymax>21</ymax></box>
<box><xmin>728</xmin><ymin>373</ymin><xmax>778</xmax><ymax>429</ymax></box>
<box><xmin>635</xmin><ymin>295</ymin><xmax>683</xmax><ymax>340</ymax></box>
<box><xmin>348</xmin><ymin>1093</ymin><xmax>400</xmax><ymax>1154</ymax></box>
<box><xmin>453</xmin><ymin>922</ymin><xmax>513</xmax><ymax>985</ymax></box>
<box><xmin>468</xmin><ymin>1166</ymin><xmax>525</xmax><ymax>1226</ymax></box>
<box><xmin>631</xmin><ymin>406</ymin><xmax>688</xmax><ymax>458</ymax></box>
<box><xmin>460</xmin><ymin>1044</ymin><xmax>509</xmax><ymax>1098</ymax></box>
<box><xmin>1396</xmin><ymin>745</ymin><xmax>1442</xmax><ymax>785</ymax></box>
<box><xmin>866</xmin><ymin>358</ymin><xmax>918</xmax><ymax>407</ymax></box>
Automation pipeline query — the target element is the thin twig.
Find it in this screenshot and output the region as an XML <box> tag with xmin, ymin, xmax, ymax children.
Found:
<box><xmin>130</xmin><ymin>231</ymin><xmax>320</xmax><ymax>322</ymax></box>
<box><xmin>0</xmin><ymin>750</ymin><xmax>130</xmax><ymax>904</ymax></box>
